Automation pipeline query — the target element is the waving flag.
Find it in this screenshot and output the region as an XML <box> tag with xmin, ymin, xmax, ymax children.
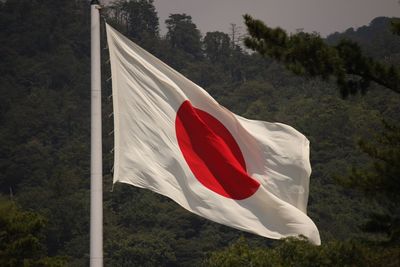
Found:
<box><xmin>106</xmin><ymin>24</ymin><xmax>320</xmax><ymax>245</ymax></box>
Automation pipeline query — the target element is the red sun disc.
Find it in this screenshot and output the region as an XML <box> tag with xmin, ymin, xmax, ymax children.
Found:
<box><xmin>175</xmin><ymin>100</ymin><xmax>260</xmax><ymax>200</ymax></box>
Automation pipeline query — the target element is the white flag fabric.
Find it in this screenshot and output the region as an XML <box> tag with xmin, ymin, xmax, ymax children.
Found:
<box><xmin>106</xmin><ymin>24</ymin><xmax>320</xmax><ymax>245</ymax></box>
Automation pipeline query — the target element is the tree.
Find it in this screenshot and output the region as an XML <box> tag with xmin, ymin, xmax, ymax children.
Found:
<box><xmin>203</xmin><ymin>31</ymin><xmax>231</xmax><ymax>63</ymax></box>
<box><xmin>107</xmin><ymin>0</ymin><xmax>159</xmax><ymax>46</ymax></box>
<box><xmin>339</xmin><ymin>121</ymin><xmax>400</xmax><ymax>242</ymax></box>
<box><xmin>243</xmin><ymin>14</ymin><xmax>400</xmax><ymax>97</ymax></box>
<box><xmin>166</xmin><ymin>13</ymin><xmax>202</xmax><ymax>58</ymax></box>
<box><xmin>228</xmin><ymin>23</ymin><xmax>243</xmax><ymax>49</ymax></box>
<box><xmin>0</xmin><ymin>197</ymin><xmax>66</xmax><ymax>266</ymax></box>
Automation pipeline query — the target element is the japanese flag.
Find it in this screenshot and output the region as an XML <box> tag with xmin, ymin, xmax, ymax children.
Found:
<box><xmin>106</xmin><ymin>24</ymin><xmax>320</xmax><ymax>245</ymax></box>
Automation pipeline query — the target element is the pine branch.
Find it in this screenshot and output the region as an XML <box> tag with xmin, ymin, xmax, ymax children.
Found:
<box><xmin>243</xmin><ymin>14</ymin><xmax>400</xmax><ymax>96</ymax></box>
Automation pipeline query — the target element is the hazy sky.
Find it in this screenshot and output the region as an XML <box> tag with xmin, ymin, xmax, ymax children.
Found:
<box><xmin>153</xmin><ymin>0</ymin><xmax>400</xmax><ymax>37</ymax></box>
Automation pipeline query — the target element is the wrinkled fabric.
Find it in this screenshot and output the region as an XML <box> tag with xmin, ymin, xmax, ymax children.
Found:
<box><xmin>107</xmin><ymin>24</ymin><xmax>320</xmax><ymax>245</ymax></box>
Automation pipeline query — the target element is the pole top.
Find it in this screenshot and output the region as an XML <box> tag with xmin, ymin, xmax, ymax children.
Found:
<box><xmin>90</xmin><ymin>0</ymin><xmax>100</xmax><ymax>5</ymax></box>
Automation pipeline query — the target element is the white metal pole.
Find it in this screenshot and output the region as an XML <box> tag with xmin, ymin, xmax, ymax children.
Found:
<box><xmin>90</xmin><ymin>1</ymin><xmax>103</xmax><ymax>266</ymax></box>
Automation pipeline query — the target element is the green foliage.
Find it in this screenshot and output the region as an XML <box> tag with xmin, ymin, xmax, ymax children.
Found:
<box><xmin>106</xmin><ymin>0</ymin><xmax>159</xmax><ymax>48</ymax></box>
<box><xmin>326</xmin><ymin>17</ymin><xmax>400</xmax><ymax>60</ymax></box>
<box><xmin>203</xmin><ymin>31</ymin><xmax>231</xmax><ymax>63</ymax></box>
<box><xmin>0</xmin><ymin>0</ymin><xmax>91</xmax><ymax>263</ymax></box>
<box><xmin>106</xmin><ymin>228</ymin><xmax>177</xmax><ymax>266</ymax></box>
<box><xmin>340</xmin><ymin>121</ymin><xmax>400</xmax><ymax>242</ymax></box>
<box><xmin>166</xmin><ymin>13</ymin><xmax>202</xmax><ymax>58</ymax></box>
<box><xmin>244</xmin><ymin>14</ymin><xmax>400</xmax><ymax>96</ymax></box>
<box><xmin>0</xmin><ymin>197</ymin><xmax>66</xmax><ymax>266</ymax></box>
<box><xmin>347</xmin><ymin>121</ymin><xmax>400</xmax><ymax>201</ymax></box>
<box><xmin>391</xmin><ymin>18</ymin><xmax>400</xmax><ymax>35</ymax></box>
<box><xmin>206</xmin><ymin>236</ymin><xmax>400</xmax><ymax>267</ymax></box>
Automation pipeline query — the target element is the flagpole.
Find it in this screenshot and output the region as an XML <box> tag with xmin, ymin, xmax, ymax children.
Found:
<box><xmin>90</xmin><ymin>1</ymin><xmax>103</xmax><ymax>266</ymax></box>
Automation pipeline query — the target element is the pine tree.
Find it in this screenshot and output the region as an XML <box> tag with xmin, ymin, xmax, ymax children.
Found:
<box><xmin>243</xmin><ymin>14</ymin><xmax>400</xmax><ymax>97</ymax></box>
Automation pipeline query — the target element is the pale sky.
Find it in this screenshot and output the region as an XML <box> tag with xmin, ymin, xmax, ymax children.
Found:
<box><xmin>152</xmin><ymin>0</ymin><xmax>400</xmax><ymax>37</ymax></box>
